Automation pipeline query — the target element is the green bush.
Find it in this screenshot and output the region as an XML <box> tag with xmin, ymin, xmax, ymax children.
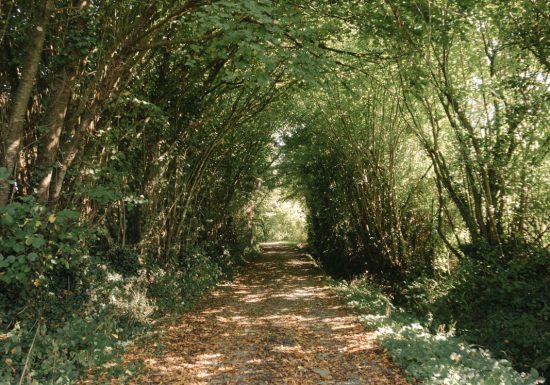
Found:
<box><xmin>335</xmin><ymin>277</ymin><xmax>545</xmax><ymax>385</ymax></box>
<box><xmin>431</xmin><ymin>244</ymin><xmax>550</xmax><ymax>376</ymax></box>
<box><xmin>0</xmin><ymin>198</ymin><xmax>254</xmax><ymax>384</ymax></box>
<box><xmin>104</xmin><ymin>246</ymin><xmax>141</xmax><ymax>277</ymax></box>
<box><xmin>148</xmin><ymin>246</ymin><xmax>223</xmax><ymax>314</ymax></box>
<box><xmin>0</xmin><ymin>197</ymin><xmax>91</xmax><ymax>295</ymax></box>
<box><xmin>0</xmin><ymin>198</ymin><xmax>98</xmax><ymax>332</ymax></box>
<box><xmin>0</xmin><ymin>198</ymin><xmax>133</xmax><ymax>384</ymax></box>
<box><xmin>385</xmin><ymin>240</ymin><xmax>550</xmax><ymax>378</ymax></box>
<box><xmin>1</xmin><ymin>317</ymin><xmax>130</xmax><ymax>385</ymax></box>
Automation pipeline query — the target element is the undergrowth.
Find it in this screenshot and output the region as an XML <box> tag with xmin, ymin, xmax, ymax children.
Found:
<box><xmin>393</xmin><ymin>244</ymin><xmax>550</xmax><ymax>378</ymax></box>
<box><xmin>0</xmin><ymin>198</ymin><xmax>260</xmax><ymax>385</ymax></box>
<box><xmin>335</xmin><ymin>277</ymin><xmax>546</xmax><ymax>385</ymax></box>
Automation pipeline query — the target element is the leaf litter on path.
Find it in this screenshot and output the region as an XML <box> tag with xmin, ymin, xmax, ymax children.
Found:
<box><xmin>116</xmin><ymin>243</ymin><xmax>411</xmax><ymax>385</ymax></box>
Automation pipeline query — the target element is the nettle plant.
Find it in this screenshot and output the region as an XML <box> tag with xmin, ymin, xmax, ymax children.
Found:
<box><xmin>0</xmin><ymin>197</ymin><xmax>105</xmax><ymax>384</ymax></box>
<box><xmin>0</xmin><ymin>196</ymin><xmax>91</xmax><ymax>298</ymax></box>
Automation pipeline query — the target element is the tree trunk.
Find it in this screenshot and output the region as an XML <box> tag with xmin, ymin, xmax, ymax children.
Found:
<box><xmin>0</xmin><ymin>0</ymin><xmax>52</xmax><ymax>206</ymax></box>
<box><xmin>35</xmin><ymin>0</ymin><xmax>88</xmax><ymax>205</ymax></box>
<box><xmin>35</xmin><ymin>70</ymin><xmax>76</xmax><ymax>204</ymax></box>
<box><xmin>47</xmin><ymin>111</ymin><xmax>92</xmax><ymax>208</ymax></box>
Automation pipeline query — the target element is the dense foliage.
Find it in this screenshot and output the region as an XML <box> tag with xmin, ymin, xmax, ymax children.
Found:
<box><xmin>336</xmin><ymin>277</ymin><xmax>544</xmax><ymax>385</ymax></box>
<box><xmin>253</xmin><ymin>188</ymin><xmax>307</xmax><ymax>243</ymax></box>
<box><xmin>1</xmin><ymin>0</ymin><xmax>548</xmax><ymax>383</ymax></box>
<box><xmin>0</xmin><ymin>1</ymin><xmax>333</xmax><ymax>383</ymax></box>
<box><xmin>279</xmin><ymin>0</ymin><xmax>549</xmax><ymax>378</ymax></box>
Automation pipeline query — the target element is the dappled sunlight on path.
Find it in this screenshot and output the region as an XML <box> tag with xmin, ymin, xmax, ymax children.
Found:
<box><xmin>125</xmin><ymin>243</ymin><xmax>410</xmax><ymax>385</ymax></box>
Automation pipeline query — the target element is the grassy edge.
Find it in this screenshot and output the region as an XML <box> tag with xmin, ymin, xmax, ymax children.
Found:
<box><xmin>76</xmin><ymin>245</ymin><xmax>264</xmax><ymax>384</ymax></box>
<box><xmin>332</xmin><ymin>277</ymin><xmax>545</xmax><ymax>385</ymax></box>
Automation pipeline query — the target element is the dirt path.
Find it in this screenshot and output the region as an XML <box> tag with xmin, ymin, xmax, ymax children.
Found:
<box><xmin>126</xmin><ymin>243</ymin><xmax>411</xmax><ymax>385</ymax></box>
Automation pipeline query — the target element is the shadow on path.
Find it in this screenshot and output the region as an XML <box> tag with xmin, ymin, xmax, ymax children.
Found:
<box><xmin>125</xmin><ymin>243</ymin><xmax>411</xmax><ymax>385</ymax></box>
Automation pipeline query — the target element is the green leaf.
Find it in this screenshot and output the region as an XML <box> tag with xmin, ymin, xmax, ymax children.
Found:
<box><xmin>0</xmin><ymin>212</ymin><xmax>14</xmax><ymax>225</ymax></box>
<box><xmin>13</xmin><ymin>243</ymin><xmax>25</xmax><ymax>253</ymax></box>
<box><xmin>26</xmin><ymin>235</ymin><xmax>46</xmax><ymax>248</ymax></box>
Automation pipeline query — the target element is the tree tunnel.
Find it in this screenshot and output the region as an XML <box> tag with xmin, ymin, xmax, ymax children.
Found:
<box><xmin>1</xmin><ymin>0</ymin><xmax>549</xmax><ymax>383</ymax></box>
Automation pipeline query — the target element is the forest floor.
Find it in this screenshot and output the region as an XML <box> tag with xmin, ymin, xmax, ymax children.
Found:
<box><xmin>119</xmin><ymin>243</ymin><xmax>411</xmax><ymax>385</ymax></box>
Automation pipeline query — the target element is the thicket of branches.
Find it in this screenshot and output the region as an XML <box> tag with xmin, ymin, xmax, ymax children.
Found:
<box><xmin>1</xmin><ymin>0</ymin><xmax>548</xmax><ymax>383</ymax></box>
<box><xmin>280</xmin><ymin>0</ymin><xmax>549</xmax><ymax>377</ymax></box>
<box><xmin>0</xmin><ymin>1</ymin><xmax>340</xmax><ymax>382</ymax></box>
